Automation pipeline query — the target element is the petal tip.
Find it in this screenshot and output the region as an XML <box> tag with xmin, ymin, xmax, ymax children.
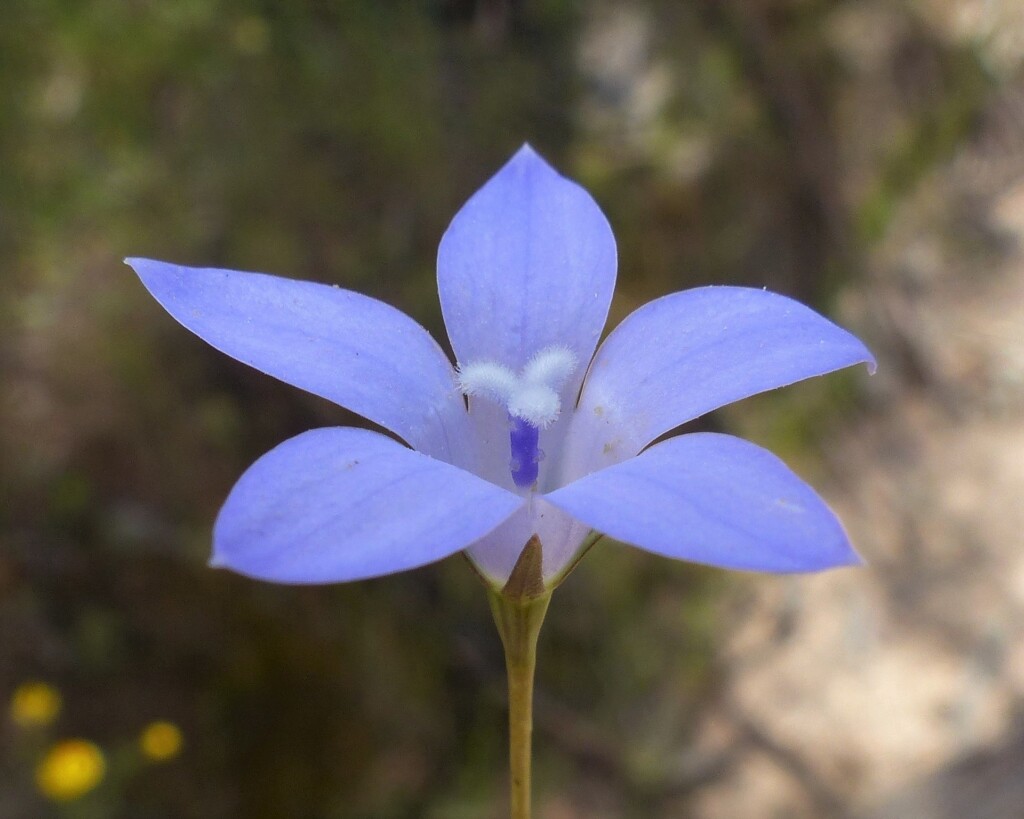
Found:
<box><xmin>850</xmin><ymin>333</ymin><xmax>878</xmax><ymax>376</ymax></box>
<box><xmin>812</xmin><ymin>537</ymin><xmax>865</xmax><ymax>572</ymax></box>
<box><xmin>125</xmin><ymin>256</ymin><xmax>166</xmax><ymax>282</ymax></box>
<box><xmin>506</xmin><ymin>142</ymin><xmax>555</xmax><ymax>176</ymax></box>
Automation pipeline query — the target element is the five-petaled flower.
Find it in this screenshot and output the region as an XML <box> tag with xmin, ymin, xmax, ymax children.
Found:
<box><xmin>127</xmin><ymin>145</ymin><xmax>875</xmax><ymax>591</ymax></box>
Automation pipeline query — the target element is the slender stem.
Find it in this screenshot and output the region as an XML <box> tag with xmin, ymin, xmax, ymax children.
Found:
<box><xmin>506</xmin><ymin>629</ymin><xmax>536</xmax><ymax>819</ymax></box>
<box><xmin>489</xmin><ymin>589</ymin><xmax>551</xmax><ymax>819</ymax></box>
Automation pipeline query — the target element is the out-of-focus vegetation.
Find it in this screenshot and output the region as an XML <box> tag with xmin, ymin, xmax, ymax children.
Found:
<box><xmin>0</xmin><ymin>0</ymin><xmax>1009</xmax><ymax>816</ymax></box>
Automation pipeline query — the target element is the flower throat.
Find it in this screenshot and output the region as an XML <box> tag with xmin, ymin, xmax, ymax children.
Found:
<box><xmin>457</xmin><ymin>346</ymin><xmax>577</xmax><ymax>489</ymax></box>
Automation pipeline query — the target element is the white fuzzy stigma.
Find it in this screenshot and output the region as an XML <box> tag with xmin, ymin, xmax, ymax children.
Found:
<box><xmin>522</xmin><ymin>346</ymin><xmax>577</xmax><ymax>389</ymax></box>
<box><xmin>457</xmin><ymin>345</ymin><xmax>578</xmax><ymax>428</ymax></box>
<box><xmin>507</xmin><ymin>383</ymin><xmax>561</xmax><ymax>426</ymax></box>
<box><xmin>456</xmin><ymin>361</ymin><xmax>518</xmax><ymax>404</ymax></box>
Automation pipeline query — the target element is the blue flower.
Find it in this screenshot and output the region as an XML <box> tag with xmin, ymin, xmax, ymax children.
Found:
<box><xmin>127</xmin><ymin>145</ymin><xmax>875</xmax><ymax>590</ymax></box>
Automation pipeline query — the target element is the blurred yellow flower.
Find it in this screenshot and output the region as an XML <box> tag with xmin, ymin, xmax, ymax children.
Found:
<box><xmin>35</xmin><ymin>739</ymin><xmax>106</xmax><ymax>802</ymax></box>
<box><xmin>10</xmin><ymin>681</ymin><xmax>62</xmax><ymax>728</ymax></box>
<box><xmin>140</xmin><ymin>721</ymin><xmax>183</xmax><ymax>762</ymax></box>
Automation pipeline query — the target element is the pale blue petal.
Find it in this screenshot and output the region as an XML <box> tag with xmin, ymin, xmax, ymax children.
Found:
<box><xmin>563</xmin><ymin>287</ymin><xmax>875</xmax><ymax>478</ymax></box>
<box><xmin>437</xmin><ymin>145</ymin><xmax>616</xmax><ymax>392</ymax></box>
<box><xmin>213</xmin><ymin>427</ymin><xmax>524</xmax><ymax>583</ymax></box>
<box><xmin>464</xmin><ymin>496</ymin><xmax>590</xmax><ymax>586</ymax></box>
<box><xmin>546</xmin><ymin>432</ymin><xmax>859</xmax><ymax>573</ymax></box>
<box><xmin>127</xmin><ymin>258</ymin><xmax>468</xmax><ymax>460</ymax></box>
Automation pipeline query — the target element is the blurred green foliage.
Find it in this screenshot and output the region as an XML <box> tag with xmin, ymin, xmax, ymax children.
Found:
<box><xmin>0</xmin><ymin>0</ymin><xmax>995</xmax><ymax>815</ymax></box>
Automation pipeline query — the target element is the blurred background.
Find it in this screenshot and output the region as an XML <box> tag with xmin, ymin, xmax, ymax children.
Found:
<box><xmin>2</xmin><ymin>0</ymin><xmax>1024</xmax><ymax>816</ymax></box>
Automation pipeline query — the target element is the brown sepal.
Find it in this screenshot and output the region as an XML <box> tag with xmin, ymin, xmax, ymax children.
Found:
<box><xmin>501</xmin><ymin>534</ymin><xmax>545</xmax><ymax>601</ymax></box>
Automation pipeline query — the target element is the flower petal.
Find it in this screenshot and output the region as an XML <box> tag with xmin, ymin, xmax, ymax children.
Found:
<box><xmin>563</xmin><ymin>286</ymin><xmax>875</xmax><ymax>478</ymax></box>
<box><xmin>464</xmin><ymin>496</ymin><xmax>591</xmax><ymax>586</ymax></box>
<box><xmin>546</xmin><ymin>432</ymin><xmax>859</xmax><ymax>573</ymax></box>
<box><xmin>126</xmin><ymin>258</ymin><xmax>468</xmax><ymax>460</ymax></box>
<box><xmin>437</xmin><ymin>145</ymin><xmax>616</xmax><ymax>388</ymax></box>
<box><xmin>213</xmin><ymin>427</ymin><xmax>524</xmax><ymax>583</ymax></box>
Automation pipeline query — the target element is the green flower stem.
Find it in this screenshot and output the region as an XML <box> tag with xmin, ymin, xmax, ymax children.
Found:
<box><xmin>488</xmin><ymin>587</ymin><xmax>551</xmax><ymax>819</ymax></box>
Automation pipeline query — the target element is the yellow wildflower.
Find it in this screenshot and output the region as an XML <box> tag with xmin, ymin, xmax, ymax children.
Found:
<box><xmin>35</xmin><ymin>739</ymin><xmax>105</xmax><ymax>801</ymax></box>
<box><xmin>10</xmin><ymin>681</ymin><xmax>62</xmax><ymax>728</ymax></box>
<box><xmin>140</xmin><ymin>721</ymin><xmax>184</xmax><ymax>762</ymax></box>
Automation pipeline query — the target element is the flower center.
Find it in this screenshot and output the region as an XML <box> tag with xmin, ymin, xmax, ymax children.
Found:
<box><xmin>457</xmin><ymin>346</ymin><xmax>577</xmax><ymax>488</ymax></box>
